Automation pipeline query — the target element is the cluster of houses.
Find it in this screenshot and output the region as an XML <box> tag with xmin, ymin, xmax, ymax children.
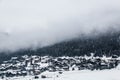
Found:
<box><xmin>0</xmin><ymin>54</ymin><xmax>120</xmax><ymax>78</ymax></box>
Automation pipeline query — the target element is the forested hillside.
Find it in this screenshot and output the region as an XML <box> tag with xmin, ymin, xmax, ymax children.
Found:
<box><xmin>0</xmin><ymin>31</ymin><xmax>120</xmax><ymax>63</ymax></box>
<box><xmin>35</xmin><ymin>31</ymin><xmax>120</xmax><ymax>57</ymax></box>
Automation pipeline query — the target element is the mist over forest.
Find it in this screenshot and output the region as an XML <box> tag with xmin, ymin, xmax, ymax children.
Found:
<box><xmin>0</xmin><ymin>0</ymin><xmax>120</xmax><ymax>52</ymax></box>
<box><xmin>0</xmin><ymin>0</ymin><xmax>120</xmax><ymax>63</ymax></box>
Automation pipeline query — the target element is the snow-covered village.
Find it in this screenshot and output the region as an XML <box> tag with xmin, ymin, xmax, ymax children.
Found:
<box><xmin>0</xmin><ymin>54</ymin><xmax>120</xmax><ymax>80</ymax></box>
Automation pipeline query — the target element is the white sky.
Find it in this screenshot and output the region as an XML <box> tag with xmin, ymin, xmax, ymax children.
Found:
<box><xmin>0</xmin><ymin>0</ymin><xmax>120</xmax><ymax>52</ymax></box>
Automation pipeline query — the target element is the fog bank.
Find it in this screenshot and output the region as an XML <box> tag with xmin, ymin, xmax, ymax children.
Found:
<box><xmin>0</xmin><ymin>0</ymin><xmax>120</xmax><ymax>52</ymax></box>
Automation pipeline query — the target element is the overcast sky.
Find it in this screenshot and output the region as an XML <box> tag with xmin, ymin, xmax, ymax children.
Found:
<box><xmin>0</xmin><ymin>0</ymin><xmax>120</xmax><ymax>52</ymax></box>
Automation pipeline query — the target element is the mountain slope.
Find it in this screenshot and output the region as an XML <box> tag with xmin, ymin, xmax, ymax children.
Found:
<box><xmin>34</xmin><ymin>31</ymin><xmax>120</xmax><ymax>57</ymax></box>
<box><xmin>0</xmin><ymin>31</ymin><xmax>120</xmax><ymax>62</ymax></box>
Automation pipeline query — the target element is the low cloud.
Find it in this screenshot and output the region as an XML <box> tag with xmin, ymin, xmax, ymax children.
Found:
<box><xmin>0</xmin><ymin>0</ymin><xmax>120</xmax><ymax>52</ymax></box>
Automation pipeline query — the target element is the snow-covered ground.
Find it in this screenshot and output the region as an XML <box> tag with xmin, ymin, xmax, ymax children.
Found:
<box><xmin>60</xmin><ymin>69</ymin><xmax>120</xmax><ymax>80</ymax></box>
<box><xmin>1</xmin><ymin>68</ymin><xmax>120</xmax><ymax>80</ymax></box>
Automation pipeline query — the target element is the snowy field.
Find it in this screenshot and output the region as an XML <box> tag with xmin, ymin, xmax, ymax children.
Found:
<box><xmin>1</xmin><ymin>68</ymin><xmax>120</xmax><ymax>80</ymax></box>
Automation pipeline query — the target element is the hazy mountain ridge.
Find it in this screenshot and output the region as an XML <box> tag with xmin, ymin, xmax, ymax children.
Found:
<box><xmin>0</xmin><ymin>30</ymin><xmax>120</xmax><ymax>63</ymax></box>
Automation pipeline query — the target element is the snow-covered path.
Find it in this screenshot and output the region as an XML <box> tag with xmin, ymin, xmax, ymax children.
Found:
<box><xmin>1</xmin><ymin>69</ymin><xmax>120</xmax><ymax>80</ymax></box>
